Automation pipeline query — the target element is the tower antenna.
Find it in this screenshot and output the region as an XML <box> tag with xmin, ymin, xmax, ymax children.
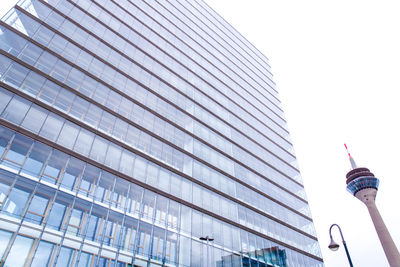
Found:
<box><xmin>344</xmin><ymin>143</ymin><xmax>357</xmax><ymax>169</ymax></box>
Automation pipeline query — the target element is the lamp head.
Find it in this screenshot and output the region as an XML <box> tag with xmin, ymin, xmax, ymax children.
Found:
<box><xmin>328</xmin><ymin>237</ymin><xmax>340</xmax><ymax>251</ymax></box>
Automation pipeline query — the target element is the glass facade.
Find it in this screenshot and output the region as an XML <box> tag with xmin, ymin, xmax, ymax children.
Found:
<box><xmin>0</xmin><ymin>0</ymin><xmax>323</xmax><ymax>266</ymax></box>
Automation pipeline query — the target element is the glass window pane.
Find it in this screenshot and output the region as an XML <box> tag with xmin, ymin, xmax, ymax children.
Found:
<box><xmin>3</xmin><ymin>133</ymin><xmax>33</xmax><ymax>169</ymax></box>
<box><xmin>69</xmin><ymin>97</ymin><xmax>89</xmax><ymax>121</ymax></box>
<box><xmin>0</xmin><ymin>229</ymin><xmax>13</xmax><ymax>259</ymax></box>
<box><xmin>1</xmin><ymin>94</ymin><xmax>31</xmax><ymax>125</ymax></box>
<box><xmin>55</xmin><ymin>246</ymin><xmax>75</xmax><ymax>267</ymax></box>
<box><xmin>179</xmin><ymin>235</ymin><xmax>191</xmax><ymax>266</ymax></box>
<box><xmin>78</xmin><ymin>164</ymin><xmax>100</xmax><ymax>197</ymax></box>
<box><xmin>2</xmin><ymin>183</ymin><xmax>31</xmax><ymax>218</ymax></box>
<box><xmin>25</xmin><ymin>192</ymin><xmax>50</xmax><ymax>225</ymax></box>
<box><xmin>38</xmin><ymin>80</ymin><xmax>60</xmax><ymax>106</ymax></box>
<box><xmin>30</xmin><ymin>241</ymin><xmax>56</xmax><ymax>267</ymax></box>
<box><xmin>21</xmin><ymin>104</ymin><xmax>48</xmax><ymax>134</ymax></box>
<box><xmin>20</xmin><ymin>71</ymin><xmax>46</xmax><ymax>98</ymax></box>
<box><xmin>4</xmin><ymin>235</ymin><xmax>34</xmax><ymax>267</ymax></box>
<box><xmin>46</xmin><ymin>193</ymin><xmax>71</xmax><ymax>231</ymax></box>
<box><xmin>119</xmin><ymin>150</ymin><xmax>135</xmax><ymax>177</ymax></box>
<box><xmin>73</xmin><ymin>128</ymin><xmax>94</xmax><ymax>157</ymax></box>
<box><xmin>104</xmin><ymin>143</ymin><xmax>122</xmax><ymax>169</ymax></box>
<box><xmin>53</xmin><ymin>89</ymin><xmax>75</xmax><ymax>112</ymax></box>
<box><xmin>0</xmin><ymin>26</ymin><xmax>27</xmax><ymax>56</ymax></box>
<box><xmin>85</xmin><ymin>205</ymin><xmax>105</xmax><ymax>242</ymax></box>
<box><xmin>136</xmin><ymin>221</ymin><xmax>152</xmax><ymax>257</ymax></box>
<box><xmin>0</xmin><ymin>126</ymin><xmax>14</xmax><ymax>159</ymax></box>
<box><xmin>111</xmin><ymin>177</ymin><xmax>129</xmax><ymax>210</ymax></box>
<box><xmin>102</xmin><ymin>210</ymin><xmax>121</xmax><ymax>247</ymax></box>
<box><xmin>60</xmin><ymin>157</ymin><xmax>84</xmax><ymax>191</ymax></box>
<box><xmin>33</xmin><ymin>24</ymin><xmax>54</xmax><ymax>46</ymax></box>
<box><xmin>42</xmin><ymin>150</ymin><xmax>69</xmax><ymax>184</ymax></box>
<box><xmin>151</xmin><ymin>226</ymin><xmax>165</xmax><ymax>261</ymax></box>
<box><xmin>2</xmin><ymin>63</ymin><xmax>29</xmax><ymax>88</ymax></box>
<box><xmin>126</xmin><ymin>184</ymin><xmax>143</xmax><ymax>216</ymax></box>
<box><xmin>120</xmin><ymin>216</ymin><xmax>138</xmax><ymax>252</ymax></box>
<box><xmin>89</xmin><ymin>136</ymin><xmax>108</xmax><ymax>164</ymax></box>
<box><xmin>57</xmin><ymin>121</ymin><xmax>79</xmax><ymax>149</ymax></box>
<box><xmin>19</xmin><ymin>42</ymin><xmax>43</xmax><ymax>65</ymax></box>
<box><xmin>77</xmin><ymin>252</ymin><xmax>94</xmax><ymax>267</ymax></box>
<box><xmin>0</xmin><ymin>88</ymin><xmax>13</xmax><ymax>116</ymax></box>
<box><xmin>39</xmin><ymin>113</ymin><xmax>64</xmax><ymax>142</ymax></box>
<box><xmin>66</xmin><ymin>200</ymin><xmax>87</xmax><ymax>236</ymax></box>
<box><xmin>0</xmin><ymin>55</ymin><xmax>12</xmax><ymax>79</ymax></box>
<box><xmin>83</xmin><ymin>103</ymin><xmax>102</xmax><ymax>128</ymax></box>
<box><xmin>35</xmin><ymin>51</ymin><xmax>57</xmax><ymax>74</ymax></box>
<box><xmin>95</xmin><ymin>172</ymin><xmax>114</xmax><ymax>203</ymax></box>
<box><xmin>21</xmin><ymin>142</ymin><xmax>51</xmax><ymax>178</ymax></box>
<box><xmin>132</xmin><ymin>157</ymin><xmax>146</xmax><ymax>182</ymax></box>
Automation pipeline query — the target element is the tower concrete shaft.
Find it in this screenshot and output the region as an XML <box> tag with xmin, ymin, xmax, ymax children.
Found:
<box><xmin>346</xmin><ymin>164</ymin><xmax>400</xmax><ymax>267</ymax></box>
<box><xmin>355</xmin><ymin>188</ymin><xmax>400</xmax><ymax>267</ymax></box>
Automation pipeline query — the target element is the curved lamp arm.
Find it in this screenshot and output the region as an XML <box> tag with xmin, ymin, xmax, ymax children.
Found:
<box><xmin>329</xmin><ymin>224</ymin><xmax>354</xmax><ymax>267</ymax></box>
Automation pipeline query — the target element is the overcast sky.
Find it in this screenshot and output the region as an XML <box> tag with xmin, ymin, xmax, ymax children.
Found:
<box><xmin>204</xmin><ymin>0</ymin><xmax>400</xmax><ymax>266</ymax></box>
<box><xmin>2</xmin><ymin>1</ymin><xmax>400</xmax><ymax>266</ymax></box>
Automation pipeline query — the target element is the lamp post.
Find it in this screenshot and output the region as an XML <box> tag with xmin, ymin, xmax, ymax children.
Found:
<box><xmin>200</xmin><ymin>236</ymin><xmax>214</xmax><ymax>267</ymax></box>
<box><xmin>329</xmin><ymin>224</ymin><xmax>353</xmax><ymax>267</ymax></box>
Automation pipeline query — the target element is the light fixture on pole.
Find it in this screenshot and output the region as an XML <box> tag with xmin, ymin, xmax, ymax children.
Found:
<box><xmin>329</xmin><ymin>224</ymin><xmax>353</xmax><ymax>267</ymax></box>
<box><xmin>200</xmin><ymin>236</ymin><xmax>214</xmax><ymax>267</ymax></box>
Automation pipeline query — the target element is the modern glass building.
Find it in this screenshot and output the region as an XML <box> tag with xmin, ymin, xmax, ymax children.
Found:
<box><xmin>0</xmin><ymin>0</ymin><xmax>323</xmax><ymax>266</ymax></box>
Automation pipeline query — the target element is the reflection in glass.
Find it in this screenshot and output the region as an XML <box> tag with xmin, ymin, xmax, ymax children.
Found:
<box><xmin>30</xmin><ymin>241</ymin><xmax>56</xmax><ymax>267</ymax></box>
<box><xmin>2</xmin><ymin>184</ymin><xmax>30</xmax><ymax>218</ymax></box>
<box><xmin>4</xmin><ymin>235</ymin><xmax>34</xmax><ymax>267</ymax></box>
<box><xmin>55</xmin><ymin>246</ymin><xmax>76</xmax><ymax>267</ymax></box>
<box><xmin>0</xmin><ymin>230</ymin><xmax>12</xmax><ymax>259</ymax></box>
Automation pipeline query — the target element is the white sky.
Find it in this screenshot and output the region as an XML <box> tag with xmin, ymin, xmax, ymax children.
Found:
<box><xmin>1</xmin><ymin>0</ymin><xmax>400</xmax><ymax>266</ymax></box>
<box><xmin>204</xmin><ymin>0</ymin><xmax>400</xmax><ymax>266</ymax></box>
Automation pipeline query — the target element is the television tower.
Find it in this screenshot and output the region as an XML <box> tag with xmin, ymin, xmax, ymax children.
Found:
<box><xmin>344</xmin><ymin>144</ymin><xmax>400</xmax><ymax>267</ymax></box>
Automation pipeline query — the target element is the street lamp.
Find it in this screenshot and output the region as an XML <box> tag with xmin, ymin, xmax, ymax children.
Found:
<box><xmin>329</xmin><ymin>224</ymin><xmax>353</xmax><ymax>267</ymax></box>
<box><xmin>200</xmin><ymin>236</ymin><xmax>214</xmax><ymax>267</ymax></box>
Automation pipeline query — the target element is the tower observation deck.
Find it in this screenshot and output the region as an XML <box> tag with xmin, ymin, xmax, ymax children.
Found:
<box><xmin>344</xmin><ymin>144</ymin><xmax>400</xmax><ymax>267</ymax></box>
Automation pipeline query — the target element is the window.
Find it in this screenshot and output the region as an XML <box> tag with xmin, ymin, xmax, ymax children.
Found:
<box><xmin>85</xmin><ymin>206</ymin><xmax>105</xmax><ymax>242</ymax></box>
<box><xmin>73</xmin><ymin>128</ymin><xmax>94</xmax><ymax>157</ymax></box>
<box><xmin>3</xmin><ymin>235</ymin><xmax>35</xmax><ymax>266</ymax></box>
<box><xmin>39</xmin><ymin>113</ymin><xmax>64</xmax><ymax>142</ymax></box>
<box><xmin>102</xmin><ymin>211</ymin><xmax>120</xmax><ymax>247</ymax></box>
<box><xmin>30</xmin><ymin>241</ymin><xmax>56</xmax><ymax>267</ymax></box>
<box><xmin>2</xmin><ymin>183</ymin><xmax>31</xmax><ymax>218</ymax></box>
<box><xmin>94</xmin><ymin>172</ymin><xmax>114</xmax><ymax>204</ymax></box>
<box><xmin>0</xmin><ymin>89</ymin><xmax>13</xmax><ymax>117</ymax></box>
<box><xmin>126</xmin><ymin>184</ymin><xmax>143</xmax><ymax>216</ymax></box>
<box><xmin>0</xmin><ymin>229</ymin><xmax>13</xmax><ymax>259</ymax></box>
<box><xmin>19</xmin><ymin>42</ymin><xmax>43</xmax><ymax>66</ymax></box>
<box><xmin>20</xmin><ymin>71</ymin><xmax>46</xmax><ymax>98</ymax></box>
<box><xmin>2</xmin><ymin>133</ymin><xmax>33</xmax><ymax>170</ymax></box>
<box><xmin>41</xmin><ymin>150</ymin><xmax>69</xmax><ymax>185</ymax></box>
<box><xmin>111</xmin><ymin>178</ymin><xmax>128</xmax><ymax>210</ymax></box>
<box><xmin>66</xmin><ymin>205</ymin><xmax>87</xmax><ymax>236</ymax></box>
<box><xmin>76</xmin><ymin>252</ymin><xmax>95</xmax><ymax>267</ymax></box>
<box><xmin>46</xmin><ymin>194</ymin><xmax>70</xmax><ymax>231</ymax></box>
<box><xmin>60</xmin><ymin>158</ymin><xmax>84</xmax><ymax>191</ymax></box>
<box><xmin>136</xmin><ymin>221</ymin><xmax>152</xmax><ymax>257</ymax></box>
<box><xmin>54</xmin><ymin>246</ymin><xmax>76</xmax><ymax>267</ymax></box>
<box><xmin>151</xmin><ymin>226</ymin><xmax>165</xmax><ymax>261</ymax></box>
<box><xmin>25</xmin><ymin>189</ymin><xmax>52</xmax><ymax>225</ymax></box>
<box><xmin>2</xmin><ymin>63</ymin><xmax>29</xmax><ymax>89</ymax></box>
<box><xmin>21</xmin><ymin>104</ymin><xmax>48</xmax><ymax>134</ymax></box>
<box><xmin>21</xmin><ymin>142</ymin><xmax>51</xmax><ymax>178</ymax></box>
<box><xmin>1</xmin><ymin>94</ymin><xmax>31</xmax><ymax>125</ymax></box>
<box><xmin>77</xmin><ymin>164</ymin><xmax>100</xmax><ymax>198</ymax></box>
<box><xmin>120</xmin><ymin>217</ymin><xmax>137</xmax><ymax>252</ymax></box>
